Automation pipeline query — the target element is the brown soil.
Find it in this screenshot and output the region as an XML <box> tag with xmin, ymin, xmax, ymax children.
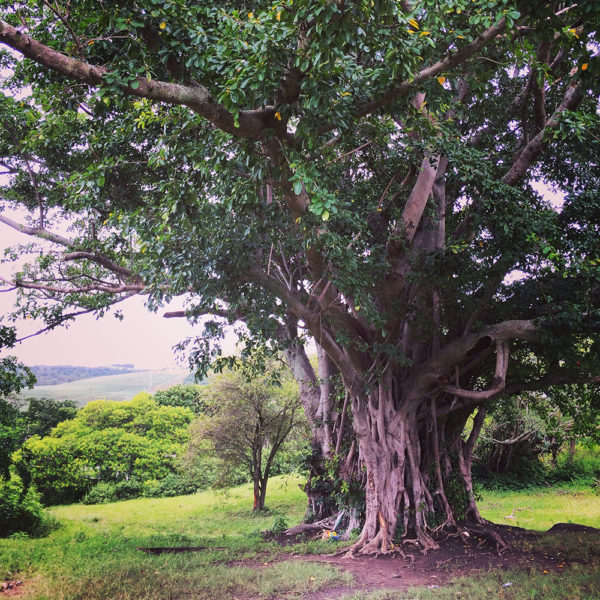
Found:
<box><xmin>0</xmin><ymin>581</ymin><xmax>24</xmax><ymax>597</ymax></box>
<box><xmin>270</xmin><ymin>523</ymin><xmax>599</xmax><ymax>599</ymax></box>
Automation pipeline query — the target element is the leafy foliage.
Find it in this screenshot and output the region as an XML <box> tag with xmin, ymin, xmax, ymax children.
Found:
<box><xmin>188</xmin><ymin>361</ymin><xmax>305</xmax><ymax>509</ymax></box>
<box><xmin>0</xmin><ymin>475</ymin><xmax>55</xmax><ymax>538</ymax></box>
<box><xmin>17</xmin><ymin>393</ymin><xmax>193</xmax><ymax>504</ymax></box>
<box><xmin>154</xmin><ymin>384</ymin><xmax>207</xmax><ymax>414</ymax></box>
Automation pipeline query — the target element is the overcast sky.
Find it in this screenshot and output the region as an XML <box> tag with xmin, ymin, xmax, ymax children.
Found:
<box><xmin>0</xmin><ymin>221</ymin><xmax>237</xmax><ymax>370</ymax></box>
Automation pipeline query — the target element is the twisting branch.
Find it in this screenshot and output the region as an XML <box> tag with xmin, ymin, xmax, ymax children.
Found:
<box><xmin>354</xmin><ymin>19</ymin><xmax>507</xmax><ymax>120</ymax></box>
<box><xmin>1</xmin><ymin>277</ymin><xmax>144</xmax><ymax>294</ymax></box>
<box><xmin>62</xmin><ymin>251</ymin><xmax>142</xmax><ymax>283</ymax></box>
<box><xmin>502</xmin><ymin>80</ymin><xmax>585</xmax><ymax>185</ymax></box>
<box><xmin>442</xmin><ymin>340</ymin><xmax>509</xmax><ymax>400</ymax></box>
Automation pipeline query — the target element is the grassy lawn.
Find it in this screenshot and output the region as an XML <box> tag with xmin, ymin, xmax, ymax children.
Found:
<box><xmin>1</xmin><ymin>477</ymin><xmax>599</xmax><ymax>599</ymax></box>
<box><xmin>479</xmin><ymin>486</ymin><xmax>600</xmax><ymax>530</ymax></box>
<box><xmin>0</xmin><ymin>476</ymin><xmax>350</xmax><ymax>600</ymax></box>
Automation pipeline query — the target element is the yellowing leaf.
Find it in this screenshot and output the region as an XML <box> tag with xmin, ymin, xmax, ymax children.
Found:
<box><xmin>274</xmin><ymin>111</ymin><xmax>282</xmax><ymax>121</ymax></box>
<box><xmin>159</xmin><ymin>22</ymin><xmax>166</xmax><ymax>29</ymax></box>
<box><xmin>437</xmin><ymin>76</ymin><xmax>446</xmax><ymax>85</ymax></box>
<box><xmin>248</xmin><ymin>12</ymin><xmax>254</xmax><ymax>18</ymax></box>
<box><xmin>340</xmin><ymin>91</ymin><xmax>351</xmax><ymax>97</ymax></box>
<box><xmin>276</xmin><ymin>10</ymin><xmax>281</xmax><ymax>21</ymax></box>
<box><xmin>419</xmin><ymin>31</ymin><xmax>430</xmax><ymax>37</ymax></box>
<box><xmin>407</xmin><ymin>29</ymin><xmax>416</xmax><ymax>34</ymax></box>
<box><xmin>568</xmin><ymin>28</ymin><xmax>579</xmax><ymax>38</ymax></box>
<box><xmin>295</xmin><ymin>217</ymin><xmax>301</xmax><ymax>223</ymax></box>
<box><xmin>582</xmin><ymin>63</ymin><xmax>588</xmax><ymax>70</ymax></box>
<box><xmin>408</xmin><ymin>18</ymin><xmax>419</xmax><ymax>30</ymax></box>
<box><xmin>322</xmin><ymin>210</ymin><xmax>330</xmax><ymax>221</ymax></box>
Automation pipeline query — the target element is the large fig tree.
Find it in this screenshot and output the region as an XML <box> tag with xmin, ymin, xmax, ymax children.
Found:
<box><xmin>1</xmin><ymin>0</ymin><xmax>599</xmax><ymax>553</ymax></box>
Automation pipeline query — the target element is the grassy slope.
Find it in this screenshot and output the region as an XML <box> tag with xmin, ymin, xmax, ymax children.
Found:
<box><xmin>20</xmin><ymin>369</ymin><xmax>190</xmax><ymax>405</ymax></box>
<box><xmin>1</xmin><ymin>478</ymin><xmax>599</xmax><ymax>599</ymax></box>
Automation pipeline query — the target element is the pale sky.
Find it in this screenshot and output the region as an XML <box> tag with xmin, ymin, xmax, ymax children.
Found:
<box><xmin>0</xmin><ymin>220</ymin><xmax>236</xmax><ymax>370</ymax></box>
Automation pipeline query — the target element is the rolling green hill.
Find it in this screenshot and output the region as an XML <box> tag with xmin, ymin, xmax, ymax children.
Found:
<box><xmin>19</xmin><ymin>369</ymin><xmax>193</xmax><ymax>406</ymax></box>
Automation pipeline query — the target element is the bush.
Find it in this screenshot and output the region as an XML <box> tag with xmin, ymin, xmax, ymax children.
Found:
<box><xmin>142</xmin><ymin>474</ymin><xmax>199</xmax><ymax>498</ymax></box>
<box><xmin>0</xmin><ymin>476</ymin><xmax>55</xmax><ymax>537</ymax></box>
<box><xmin>547</xmin><ymin>445</ymin><xmax>600</xmax><ymax>485</ymax></box>
<box><xmin>18</xmin><ymin>395</ymin><xmax>194</xmax><ymax>504</ymax></box>
<box><xmin>82</xmin><ymin>482</ymin><xmax>117</xmax><ymax>505</ymax></box>
<box><xmin>114</xmin><ymin>478</ymin><xmax>144</xmax><ymax>500</ymax></box>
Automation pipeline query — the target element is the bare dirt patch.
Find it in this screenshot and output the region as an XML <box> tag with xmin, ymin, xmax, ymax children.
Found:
<box><xmin>278</xmin><ymin>523</ymin><xmax>600</xmax><ymax>600</ymax></box>
<box><xmin>0</xmin><ymin>580</ymin><xmax>24</xmax><ymax>597</ymax></box>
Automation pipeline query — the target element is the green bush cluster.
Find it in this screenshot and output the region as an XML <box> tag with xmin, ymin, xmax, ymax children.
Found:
<box><xmin>17</xmin><ymin>394</ymin><xmax>194</xmax><ymax>505</ymax></box>
<box><xmin>474</xmin><ymin>444</ymin><xmax>600</xmax><ymax>491</ymax></box>
<box><xmin>0</xmin><ymin>475</ymin><xmax>56</xmax><ymax>538</ymax></box>
<box><xmin>81</xmin><ymin>474</ymin><xmax>201</xmax><ymax>504</ymax></box>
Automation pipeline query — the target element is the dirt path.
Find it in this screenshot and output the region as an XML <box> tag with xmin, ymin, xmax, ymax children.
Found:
<box><xmin>288</xmin><ymin>524</ymin><xmax>591</xmax><ymax>600</ymax></box>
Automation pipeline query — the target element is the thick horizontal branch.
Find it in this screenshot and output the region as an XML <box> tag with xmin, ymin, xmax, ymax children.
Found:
<box><xmin>163</xmin><ymin>308</ymin><xmax>233</xmax><ymax>319</ymax></box>
<box><xmin>506</xmin><ymin>373</ymin><xmax>600</xmax><ymax>395</ymax></box>
<box><xmin>0</xmin><ymin>212</ymin><xmax>74</xmax><ymax>247</ymax></box>
<box><xmin>0</xmin><ymin>19</ymin><xmax>270</xmax><ymax>140</ymax></box>
<box><xmin>62</xmin><ymin>251</ymin><xmax>142</xmax><ymax>283</ymax></box>
<box><xmin>419</xmin><ymin>320</ymin><xmax>537</xmax><ymax>392</ymax></box>
<box><xmin>2</xmin><ymin>277</ymin><xmax>144</xmax><ymax>294</ymax></box>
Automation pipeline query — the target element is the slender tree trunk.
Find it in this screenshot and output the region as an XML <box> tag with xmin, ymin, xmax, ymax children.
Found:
<box><xmin>253</xmin><ymin>477</ymin><xmax>262</xmax><ymax>511</ymax></box>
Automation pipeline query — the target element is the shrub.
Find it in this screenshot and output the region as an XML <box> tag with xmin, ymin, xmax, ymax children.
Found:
<box><xmin>18</xmin><ymin>395</ymin><xmax>194</xmax><ymax>504</ymax></box>
<box><xmin>82</xmin><ymin>482</ymin><xmax>117</xmax><ymax>505</ymax></box>
<box><xmin>547</xmin><ymin>444</ymin><xmax>600</xmax><ymax>485</ymax></box>
<box><xmin>114</xmin><ymin>478</ymin><xmax>144</xmax><ymax>500</ymax></box>
<box><xmin>0</xmin><ymin>476</ymin><xmax>55</xmax><ymax>537</ymax></box>
<box><xmin>142</xmin><ymin>474</ymin><xmax>199</xmax><ymax>498</ymax></box>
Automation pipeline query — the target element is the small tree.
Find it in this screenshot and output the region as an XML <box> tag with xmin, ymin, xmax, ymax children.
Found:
<box><xmin>192</xmin><ymin>366</ymin><xmax>302</xmax><ymax>511</ymax></box>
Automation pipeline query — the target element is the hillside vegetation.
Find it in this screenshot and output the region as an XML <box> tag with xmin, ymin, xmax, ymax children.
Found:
<box><xmin>20</xmin><ymin>369</ymin><xmax>192</xmax><ymax>405</ymax></box>
<box><xmin>30</xmin><ymin>365</ymin><xmax>138</xmax><ymax>386</ymax></box>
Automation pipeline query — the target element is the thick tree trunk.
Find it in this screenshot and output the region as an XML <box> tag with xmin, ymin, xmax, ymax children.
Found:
<box><xmin>346</xmin><ymin>370</ymin><xmax>489</xmax><ymax>554</ymax></box>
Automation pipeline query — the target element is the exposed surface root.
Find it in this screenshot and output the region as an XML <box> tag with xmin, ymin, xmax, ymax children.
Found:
<box><xmin>467</xmin><ymin>523</ymin><xmax>508</xmax><ymax>554</ymax></box>
<box><xmin>283</xmin><ymin>516</ymin><xmax>336</xmax><ymax>537</ymax></box>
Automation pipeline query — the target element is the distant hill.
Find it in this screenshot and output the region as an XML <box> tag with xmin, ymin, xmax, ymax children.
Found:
<box><xmin>20</xmin><ymin>369</ymin><xmax>193</xmax><ymax>406</ymax></box>
<box><xmin>30</xmin><ymin>364</ymin><xmax>138</xmax><ymax>386</ymax></box>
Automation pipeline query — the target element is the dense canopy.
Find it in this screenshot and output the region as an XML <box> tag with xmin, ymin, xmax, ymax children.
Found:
<box><xmin>1</xmin><ymin>0</ymin><xmax>599</xmax><ymax>552</ymax></box>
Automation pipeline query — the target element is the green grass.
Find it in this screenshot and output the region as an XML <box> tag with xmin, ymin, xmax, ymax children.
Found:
<box><xmin>0</xmin><ymin>476</ymin><xmax>351</xmax><ymax>600</ymax></box>
<box><xmin>2</xmin><ymin>478</ymin><xmax>600</xmax><ymax>599</ymax></box>
<box><xmin>479</xmin><ymin>486</ymin><xmax>600</xmax><ymax>531</ymax></box>
<box><xmin>20</xmin><ymin>369</ymin><xmax>190</xmax><ymax>405</ymax></box>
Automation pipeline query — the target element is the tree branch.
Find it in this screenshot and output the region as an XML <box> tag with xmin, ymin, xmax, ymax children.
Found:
<box><xmin>0</xmin><ymin>212</ymin><xmax>74</xmax><ymax>247</ymax></box>
<box><xmin>502</xmin><ymin>80</ymin><xmax>585</xmax><ymax>186</ymax></box>
<box><xmin>0</xmin><ymin>19</ymin><xmax>271</xmax><ymax>140</ymax></box>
